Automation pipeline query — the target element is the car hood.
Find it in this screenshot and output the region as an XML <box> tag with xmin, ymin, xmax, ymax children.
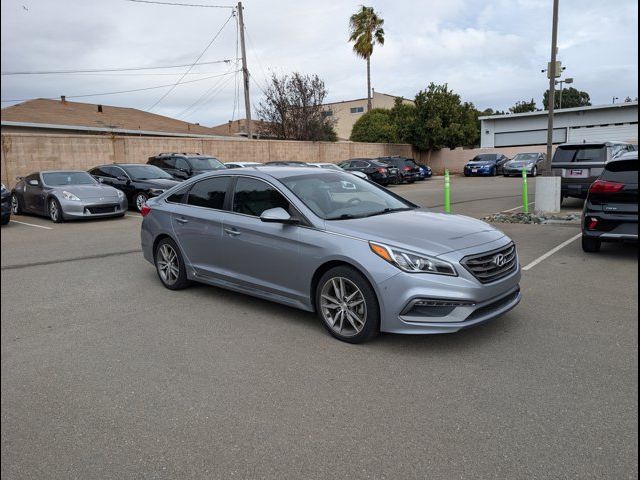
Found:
<box><xmin>325</xmin><ymin>209</ymin><xmax>505</xmax><ymax>256</ymax></box>
<box><xmin>507</xmin><ymin>161</ymin><xmax>534</xmax><ymax>167</ymax></box>
<box><xmin>54</xmin><ymin>184</ymin><xmax>121</xmax><ymax>200</ymax></box>
<box><xmin>136</xmin><ymin>178</ymin><xmax>181</xmax><ymax>188</ymax></box>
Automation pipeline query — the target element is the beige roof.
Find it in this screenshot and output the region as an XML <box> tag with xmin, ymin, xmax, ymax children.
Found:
<box><xmin>0</xmin><ymin>98</ymin><xmax>218</xmax><ymax>135</ymax></box>
<box><xmin>209</xmin><ymin>119</ymin><xmax>273</xmax><ymax>137</ymax></box>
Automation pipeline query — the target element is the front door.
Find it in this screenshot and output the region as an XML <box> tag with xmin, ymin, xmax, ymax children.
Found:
<box><xmin>23</xmin><ymin>174</ymin><xmax>45</xmax><ymax>214</ymax></box>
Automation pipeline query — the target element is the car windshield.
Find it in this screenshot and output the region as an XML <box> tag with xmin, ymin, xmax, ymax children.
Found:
<box><xmin>603</xmin><ymin>159</ymin><xmax>639</xmax><ymax>183</ymax></box>
<box><xmin>281</xmin><ymin>172</ymin><xmax>414</xmax><ymax>220</ymax></box>
<box><xmin>42</xmin><ymin>172</ymin><xmax>96</xmax><ymax>186</ymax></box>
<box><xmin>472</xmin><ymin>155</ymin><xmax>496</xmax><ymax>162</ymax></box>
<box><xmin>122</xmin><ymin>165</ymin><xmax>173</xmax><ymax>180</ymax></box>
<box><xmin>189</xmin><ymin>157</ymin><xmax>225</xmax><ymax>170</ymax></box>
<box><xmin>553</xmin><ymin>146</ymin><xmax>606</xmax><ymax>163</ymax></box>
<box><xmin>511</xmin><ymin>153</ymin><xmax>538</xmax><ymax>162</ymax></box>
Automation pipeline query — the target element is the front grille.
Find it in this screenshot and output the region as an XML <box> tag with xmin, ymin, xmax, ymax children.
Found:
<box><xmin>85</xmin><ymin>204</ymin><xmax>118</xmax><ymax>214</ymax></box>
<box><xmin>462</xmin><ymin>243</ymin><xmax>517</xmax><ymax>283</ymax></box>
<box><xmin>466</xmin><ymin>288</ymin><xmax>520</xmax><ymax>321</ymax></box>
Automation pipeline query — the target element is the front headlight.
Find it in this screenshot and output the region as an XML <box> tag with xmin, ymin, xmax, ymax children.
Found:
<box><xmin>116</xmin><ymin>190</ymin><xmax>124</xmax><ymax>199</ymax></box>
<box><xmin>369</xmin><ymin>242</ymin><xmax>457</xmax><ymax>276</ymax></box>
<box><xmin>62</xmin><ymin>190</ymin><xmax>80</xmax><ymax>201</ymax></box>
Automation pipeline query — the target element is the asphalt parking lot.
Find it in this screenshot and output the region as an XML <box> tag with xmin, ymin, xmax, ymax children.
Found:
<box><xmin>1</xmin><ymin>175</ymin><xmax>637</xmax><ymax>479</ymax></box>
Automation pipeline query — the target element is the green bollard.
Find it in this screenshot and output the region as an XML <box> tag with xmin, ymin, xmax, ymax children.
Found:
<box><xmin>522</xmin><ymin>167</ymin><xmax>529</xmax><ymax>214</ymax></box>
<box><xmin>444</xmin><ymin>169</ymin><xmax>451</xmax><ymax>213</ymax></box>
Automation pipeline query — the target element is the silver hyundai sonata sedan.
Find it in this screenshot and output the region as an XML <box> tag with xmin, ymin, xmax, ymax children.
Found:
<box><xmin>141</xmin><ymin>167</ymin><xmax>521</xmax><ymax>343</ymax></box>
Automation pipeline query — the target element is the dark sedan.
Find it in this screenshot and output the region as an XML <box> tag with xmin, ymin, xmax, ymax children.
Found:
<box><xmin>1</xmin><ymin>183</ymin><xmax>11</xmax><ymax>225</ymax></box>
<box><xmin>416</xmin><ymin>163</ymin><xmax>433</xmax><ymax>180</ymax></box>
<box><xmin>502</xmin><ymin>153</ymin><xmax>546</xmax><ymax>177</ymax></box>
<box><xmin>337</xmin><ymin>158</ymin><xmax>394</xmax><ymax>185</ymax></box>
<box><xmin>581</xmin><ymin>151</ymin><xmax>638</xmax><ymax>252</ymax></box>
<box><xmin>264</xmin><ymin>161</ymin><xmax>309</xmax><ymax>167</ymax></box>
<box><xmin>376</xmin><ymin>156</ymin><xmax>419</xmax><ymax>184</ymax></box>
<box><xmin>89</xmin><ymin>164</ymin><xmax>180</xmax><ymax>212</ymax></box>
<box><xmin>464</xmin><ymin>153</ymin><xmax>510</xmax><ymax>176</ymax></box>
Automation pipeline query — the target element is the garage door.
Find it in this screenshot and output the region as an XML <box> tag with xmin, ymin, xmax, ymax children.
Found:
<box><xmin>494</xmin><ymin>128</ymin><xmax>567</xmax><ymax>147</ymax></box>
<box><xmin>567</xmin><ymin>123</ymin><xmax>638</xmax><ymax>143</ymax></box>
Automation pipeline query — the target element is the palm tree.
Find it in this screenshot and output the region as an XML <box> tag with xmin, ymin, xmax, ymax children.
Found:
<box><xmin>348</xmin><ymin>6</ymin><xmax>385</xmax><ymax>112</ymax></box>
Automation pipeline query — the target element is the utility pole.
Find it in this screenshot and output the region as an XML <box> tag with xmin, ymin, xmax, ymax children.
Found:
<box><xmin>543</xmin><ymin>0</ymin><xmax>559</xmax><ymax>176</ymax></box>
<box><xmin>237</xmin><ymin>2</ymin><xmax>252</xmax><ymax>139</ymax></box>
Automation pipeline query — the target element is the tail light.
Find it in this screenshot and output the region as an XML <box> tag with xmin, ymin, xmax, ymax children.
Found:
<box><xmin>586</xmin><ymin>217</ymin><xmax>598</xmax><ymax>230</ymax></box>
<box><xmin>589</xmin><ymin>180</ymin><xmax>624</xmax><ymax>194</ymax></box>
<box><xmin>377</xmin><ymin>168</ymin><xmax>387</xmax><ymax>174</ymax></box>
<box><xmin>140</xmin><ymin>204</ymin><xmax>151</xmax><ymax>217</ymax></box>
<box><xmin>403</xmin><ymin>166</ymin><xmax>411</xmax><ymax>171</ymax></box>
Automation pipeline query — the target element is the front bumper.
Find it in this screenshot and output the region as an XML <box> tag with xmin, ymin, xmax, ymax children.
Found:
<box><xmin>503</xmin><ymin>167</ymin><xmax>533</xmax><ymax>176</ymax></box>
<box><xmin>583</xmin><ymin>214</ymin><xmax>638</xmax><ymax>242</ymax></box>
<box><xmin>464</xmin><ymin>166</ymin><xmax>493</xmax><ymax>176</ymax></box>
<box><xmin>376</xmin><ymin>240</ymin><xmax>522</xmax><ymax>334</ymax></box>
<box><xmin>61</xmin><ymin>197</ymin><xmax>128</xmax><ymax>220</ymax></box>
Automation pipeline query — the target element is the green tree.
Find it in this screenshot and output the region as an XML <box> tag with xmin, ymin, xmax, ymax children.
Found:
<box><xmin>543</xmin><ymin>87</ymin><xmax>591</xmax><ymax>109</ymax></box>
<box><xmin>350</xmin><ymin>108</ymin><xmax>397</xmax><ymax>143</ymax></box>
<box><xmin>348</xmin><ymin>6</ymin><xmax>385</xmax><ymax>112</ymax></box>
<box><xmin>409</xmin><ymin>83</ymin><xmax>480</xmax><ymax>151</ymax></box>
<box><xmin>389</xmin><ymin>98</ymin><xmax>416</xmax><ymax>144</ymax></box>
<box><xmin>509</xmin><ymin>98</ymin><xmax>537</xmax><ymax>113</ymax></box>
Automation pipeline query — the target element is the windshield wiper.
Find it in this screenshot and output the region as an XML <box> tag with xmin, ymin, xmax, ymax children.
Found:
<box><xmin>326</xmin><ymin>213</ymin><xmax>362</xmax><ymax>220</ymax></box>
<box><xmin>364</xmin><ymin>207</ymin><xmax>414</xmax><ymax>217</ymax></box>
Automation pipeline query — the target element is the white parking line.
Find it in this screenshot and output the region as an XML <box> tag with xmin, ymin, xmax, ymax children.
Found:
<box><xmin>522</xmin><ymin>233</ymin><xmax>581</xmax><ymax>271</ymax></box>
<box><xmin>125</xmin><ymin>214</ymin><xmax>142</xmax><ymax>219</ymax></box>
<box><xmin>10</xmin><ymin>220</ymin><xmax>53</xmax><ymax>230</ymax></box>
<box><xmin>502</xmin><ymin>202</ymin><xmax>535</xmax><ymax>213</ymax></box>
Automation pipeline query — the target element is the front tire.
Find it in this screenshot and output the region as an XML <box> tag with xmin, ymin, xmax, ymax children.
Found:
<box><xmin>11</xmin><ymin>194</ymin><xmax>22</xmax><ymax>215</ymax></box>
<box><xmin>154</xmin><ymin>237</ymin><xmax>190</xmax><ymax>290</ymax></box>
<box><xmin>48</xmin><ymin>198</ymin><xmax>63</xmax><ymax>223</ymax></box>
<box><xmin>582</xmin><ymin>236</ymin><xmax>601</xmax><ymax>253</ymax></box>
<box><xmin>134</xmin><ymin>192</ymin><xmax>148</xmax><ymax>212</ymax></box>
<box><xmin>316</xmin><ymin>266</ymin><xmax>379</xmax><ymax>344</ymax></box>
<box><xmin>531</xmin><ymin>166</ymin><xmax>538</xmax><ymax>177</ymax></box>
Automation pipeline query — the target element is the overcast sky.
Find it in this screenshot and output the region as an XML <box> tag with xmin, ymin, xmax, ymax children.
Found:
<box><xmin>1</xmin><ymin>0</ymin><xmax>637</xmax><ymax>127</ymax></box>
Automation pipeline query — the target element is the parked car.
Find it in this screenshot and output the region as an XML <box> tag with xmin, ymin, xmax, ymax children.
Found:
<box><xmin>1</xmin><ymin>183</ymin><xmax>11</xmax><ymax>225</ymax></box>
<box><xmin>502</xmin><ymin>153</ymin><xmax>546</xmax><ymax>177</ymax></box>
<box><xmin>10</xmin><ymin>171</ymin><xmax>127</xmax><ymax>223</ymax></box>
<box><xmin>140</xmin><ymin>167</ymin><xmax>521</xmax><ymax>343</ymax></box>
<box><xmin>89</xmin><ymin>164</ymin><xmax>180</xmax><ymax>212</ymax></box>
<box><xmin>147</xmin><ymin>153</ymin><xmax>226</xmax><ymax>180</ymax></box>
<box><xmin>224</xmin><ymin>162</ymin><xmax>262</xmax><ymax>169</ymax></box>
<box><xmin>552</xmin><ymin>141</ymin><xmax>635</xmax><ymax>201</ymax></box>
<box><xmin>376</xmin><ymin>156</ymin><xmax>420</xmax><ymax>183</ymax></box>
<box><xmin>264</xmin><ymin>161</ymin><xmax>309</xmax><ymax>167</ymax></box>
<box><xmin>463</xmin><ymin>153</ymin><xmax>510</xmax><ymax>176</ymax></box>
<box><xmin>308</xmin><ymin>163</ymin><xmax>369</xmax><ymax>180</ymax></box>
<box><xmin>338</xmin><ymin>158</ymin><xmax>394</xmax><ymax>185</ymax></box>
<box><xmin>581</xmin><ymin>151</ymin><xmax>638</xmax><ymax>252</ymax></box>
<box><xmin>415</xmin><ymin>163</ymin><xmax>433</xmax><ymax>180</ymax></box>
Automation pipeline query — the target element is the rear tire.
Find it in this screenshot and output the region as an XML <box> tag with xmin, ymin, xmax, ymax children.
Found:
<box><xmin>316</xmin><ymin>266</ymin><xmax>379</xmax><ymax>344</ymax></box>
<box><xmin>154</xmin><ymin>237</ymin><xmax>191</xmax><ymax>290</ymax></box>
<box><xmin>134</xmin><ymin>192</ymin><xmax>148</xmax><ymax>212</ymax></box>
<box><xmin>581</xmin><ymin>236</ymin><xmax>601</xmax><ymax>253</ymax></box>
<box><xmin>532</xmin><ymin>166</ymin><xmax>538</xmax><ymax>177</ymax></box>
<box><xmin>11</xmin><ymin>194</ymin><xmax>22</xmax><ymax>215</ymax></box>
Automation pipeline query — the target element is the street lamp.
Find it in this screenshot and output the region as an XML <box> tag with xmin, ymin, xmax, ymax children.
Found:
<box><xmin>555</xmin><ymin>77</ymin><xmax>573</xmax><ymax>109</ymax></box>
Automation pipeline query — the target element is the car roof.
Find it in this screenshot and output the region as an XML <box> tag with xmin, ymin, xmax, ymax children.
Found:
<box><xmin>559</xmin><ymin>141</ymin><xmax>631</xmax><ymax>147</ymax></box>
<box><xmin>40</xmin><ymin>170</ymin><xmax>89</xmax><ymax>174</ymax></box>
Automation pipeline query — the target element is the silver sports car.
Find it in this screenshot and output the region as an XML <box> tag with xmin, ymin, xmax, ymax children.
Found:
<box><xmin>140</xmin><ymin>167</ymin><xmax>521</xmax><ymax>343</ymax></box>
<box><xmin>11</xmin><ymin>170</ymin><xmax>128</xmax><ymax>222</ymax></box>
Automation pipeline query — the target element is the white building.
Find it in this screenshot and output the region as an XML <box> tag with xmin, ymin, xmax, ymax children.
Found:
<box><xmin>479</xmin><ymin>102</ymin><xmax>638</xmax><ymax>148</ymax></box>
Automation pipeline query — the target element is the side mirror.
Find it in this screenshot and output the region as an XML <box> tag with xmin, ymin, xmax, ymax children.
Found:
<box><xmin>97</xmin><ymin>177</ymin><xmax>104</xmax><ymax>183</ymax></box>
<box><xmin>116</xmin><ymin>176</ymin><xmax>128</xmax><ymax>182</ymax></box>
<box><xmin>28</xmin><ymin>179</ymin><xmax>39</xmax><ymax>186</ymax></box>
<box><xmin>16</xmin><ymin>176</ymin><xmax>24</xmax><ymax>181</ymax></box>
<box><xmin>260</xmin><ymin>207</ymin><xmax>299</xmax><ymax>225</ymax></box>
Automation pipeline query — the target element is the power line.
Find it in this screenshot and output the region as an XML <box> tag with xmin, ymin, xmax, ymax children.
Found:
<box><xmin>125</xmin><ymin>0</ymin><xmax>233</xmax><ymax>8</ymax></box>
<box><xmin>1</xmin><ymin>59</ymin><xmax>236</xmax><ymax>76</ymax></box>
<box><xmin>0</xmin><ymin>70</ymin><xmax>239</xmax><ymax>103</ymax></box>
<box><xmin>178</xmin><ymin>70</ymin><xmax>236</xmax><ymax>118</ymax></box>
<box><xmin>146</xmin><ymin>10</ymin><xmax>235</xmax><ymax>111</ymax></box>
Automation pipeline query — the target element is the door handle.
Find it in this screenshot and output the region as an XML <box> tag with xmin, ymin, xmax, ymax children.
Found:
<box><xmin>224</xmin><ymin>227</ymin><xmax>241</xmax><ymax>237</ymax></box>
<box><xmin>175</xmin><ymin>217</ymin><xmax>189</xmax><ymax>224</ymax></box>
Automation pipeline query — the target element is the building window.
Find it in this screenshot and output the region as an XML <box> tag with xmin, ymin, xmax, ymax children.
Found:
<box><xmin>322</xmin><ymin>110</ymin><xmax>333</xmax><ymax>117</ymax></box>
<box><xmin>350</xmin><ymin>106</ymin><xmax>364</xmax><ymax>114</ymax></box>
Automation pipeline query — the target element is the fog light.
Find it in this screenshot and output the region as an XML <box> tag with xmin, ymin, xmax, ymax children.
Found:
<box><xmin>413</xmin><ymin>299</ymin><xmax>475</xmax><ymax>307</ymax></box>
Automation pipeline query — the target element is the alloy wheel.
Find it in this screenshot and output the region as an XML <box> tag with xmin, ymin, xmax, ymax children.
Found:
<box><xmin>319</xmin><ymin>277</ymin><xmax>367</xmax><ymax>337</ymax></box>
<box><xmin>136</xmin><ymin>193</ymin><xmax>148</xmax><ymax>212</ymax></box>
<box><xmin>11</xmin><ymin>195</ymin><xmax>19</xmax><ymax>214</ymax></box>
<box><xmin>157</xmin><ymin>243</ymin><xmax>179</xmax><ymax>286</ymax></box>
<box><xmin>49</xmin><ymin>199</ymin><xmax>60</xmax><ymax>222</ymax></box>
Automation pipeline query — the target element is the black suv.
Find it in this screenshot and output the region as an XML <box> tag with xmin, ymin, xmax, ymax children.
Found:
<box><xmin>375</xmin><ymin>156</ymin><xmax>420</xmax><ymax>183</ymax></box>
<box><xmin>581</xmin><ymin>151</ymin><xmax>638</xmax><ymax>252</ymax></box>
<box><xmin>337</xmin><ymin>158</ymin><xmax>393</xmax><ymax>185</ymax></box>
<box><xmin>147</xmin><ymin>152</ymin><xmax>226</xmax><ymax>180</ymax></box>
<box><xmin>89</xmin><ymin>163</ymin><xmax>180</xmax><ymax>212</ymax></box>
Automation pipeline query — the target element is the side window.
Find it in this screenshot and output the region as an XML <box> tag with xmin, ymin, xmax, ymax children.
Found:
<box><xmin>162</xmin><ymin>157</ymin><xmax>177</xmax><ymax>168</ymax></box>
<box><xmin>353</xmin><ymin>161</ymin><xmax>368</xmax><ymax>168</ymax></box>
<box><xmin>166</xmin><ymin>184</ymin><xmax>191</xmax><ymax>204</ymax></box>
<box><xmin>338</xmin><ymin>161</ymin><xmax>351</xmax><ymax>168</ymax></box>
<box><xmin>25</xmin><ymin>173</ymin><xmax>41</xmax><ymax>186</ymax></box>
<box><xmin>175</xmin><ymin>158</ymin><xmax>190</xmax><ymax>170</ymax></box>
<box><xmin>232</xmin><ymin>177</ymin><xmax>289</xmax><ymax>217</ymax></box>
<box><xmin>92</xmin><ymin>167</ymin><xmax>114</xmax><ymax>178</ymax></box>
<box><xmin>186</xmin><ymin>177</ymin><xmax>230</xmax><ymax>209</ymax></box>
<box><xmin>108</xmin><ymin>166</ymin><xmax>127</xmax><ymax>179</ymax></box>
